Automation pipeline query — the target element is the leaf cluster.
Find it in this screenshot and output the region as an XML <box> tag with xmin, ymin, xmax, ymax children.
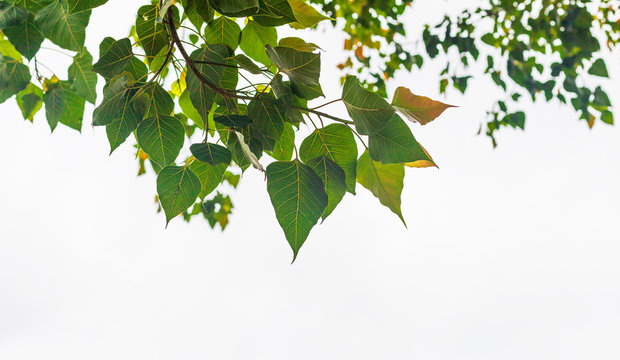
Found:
<box><xmin>0</xmin><ymin>0</ymin><xmax>453</xmax><ymax>261</ymax></box>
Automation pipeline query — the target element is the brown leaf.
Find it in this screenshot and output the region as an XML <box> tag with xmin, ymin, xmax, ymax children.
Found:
<box><xmin>391</xmin><ymin>86</ymin><xmax>455</xmax><ymax>125</ymax></box>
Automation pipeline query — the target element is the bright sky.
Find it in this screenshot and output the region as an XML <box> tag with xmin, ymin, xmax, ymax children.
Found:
<box><xmin>1</xmin><ymin>1</ymin><xmax>619</xmax><ymax>359</ymax></box>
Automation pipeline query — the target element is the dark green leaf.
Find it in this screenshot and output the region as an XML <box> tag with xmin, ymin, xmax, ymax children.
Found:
<box><xmin>306</xmin><ymin>155</ymin><xmax>346</xmax><ymax>220</ymax></box>
<box><xmin>4</xmin><ymin>12</ymin><xmax>43</xmax><ymax>60</ymax></box>
<box><xmin>66</xmin><ymin>0</ymin><xmax>107</xmax><ymax>13</ymax></box>
<box><xmin>342</xmin><ymin>76</ymin><xmax>394</xmax><ymax>135</ymax></box>
<box><xmin>271</xmin><ymin>122</ymin><xmax>294</xmax><ymax>161</ymax></box>
<box><xmin>35</xmin><ymin>0</ymin><xmax>90</xmax><ymax>51</ymax></box>
<box><xmin>68</xmin><ymin>49</ymin><xmax>97</xmax><ymax>103</ymax></box>
<box><xmin>588</xmin><ymin>59</ymin><xmax>608</xmax><ymax>78</ymax></box>
<box><xmin>299</xmin><ymin>123</ymin><xmax>358</xmax><ymax>194</ymax></box>
<box><xmin>190</xmin><ymin>142</ymin><xmax>232</xmax><ymax>165</ymax></box>
<box><xmin>368</xmin><ymin>114</ymin><xmax>436</xmax><ymax>166</ymax></box>
<box><xmin>189</xmin><ymin>160</ymin><xmax>227</xmax><ymax>199</ymax></box>
<box><xmin>136</xmin><ymin>114</ymin><xmax>185</xmax><ymax>166</ymax></box>
<box><xmin>209</xmin><ymin>0</ymin><xmax>258</xmax><ymax>17</ymax></box>
<box><xmin>0</xmin><ymin>1</ymin><xmax>27</xmax><ymax>28</ymax></box>
<box><xmin>92</xmin><ymin>38</ymin><xmax>132</xmax><ymax>78</ymax></box>
<box><xmin>265</xmin><ymin>44</ymin><xmax>320</xmax><ymax>86</ymax></box>
<box><xmin>135</xmin><ymin>4</ymin><xmax>167</xmax><ymax>60</ymax></box>
<box><xmin>248</xmin><ymin>95</ymin><xmax>286</xmax><ymax>140</ymax></box>
<box><xmin>43</xmin><ymin>81</ymin><xmax>65</xmax><ymax>131</ymax></box>
<box><xmin>157</xmin><ymin>165</ymin><xmax>201</xmax><ymax>224</ymax></box>
<box><xmin>233</xmin><ymin>54</ymin><xmax>262</xmax><ymax>74</ymax></box>
<box><xmin>213</xmin><ymin>114</ymin><xmax>252</xmax><ymax>128</ymax></box>
<box><xmin>266</xmin><ymin>159</ymin><xmax>327</xmax><ymax>261</ymax></box>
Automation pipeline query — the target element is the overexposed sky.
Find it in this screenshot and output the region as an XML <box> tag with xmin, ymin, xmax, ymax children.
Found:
<box><xmin>1</xmin><ymin>1</ymin><xmax>619</xmax><ymax>359</ymax></box>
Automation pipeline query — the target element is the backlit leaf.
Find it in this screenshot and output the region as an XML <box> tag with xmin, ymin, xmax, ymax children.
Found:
<box><xmin>157</xmin><ymin>165</ymin><xmax>201</xmax><ymax>224</ymax></box>
<box><xmin>190</xmin><ymin>142</ymin><xmax>232</xmax><ymax>165</ymax></box>
<box><xmin>239</xmin><ymin>20</ymin><xmax>277</xmax><ymax>66</ymax></box>
<box><xmin>391</xmin><ymin>86</ymin><xmax>455</xmax><ymax>125</ymax></box>
<box><xmin>306</xmin><ymin>155</ymin><xmax>346</xmax><ymax>220</ymax></box>
<box><xmin>35</xmin><ymin>0</ymin><xmax>90</xmax><ymax>51</ymax></box>
<box><xmin>136</xmin><ymin>114</ymin><xmax>185</xmax><ymax>166</ymax></box>
<box><xmin>92</xmin><ymin>38</ymin><xmax>132</xmax><ymax>78</ymax></box>
<box><xmin>204</xmin><ymin>16</ymin><xmax>241</xmax><ymax>51</ymax></box>
<box><xmin>68</xmin><ymin>49</ymin><xmax>97</xmax><ymax>103</ymax></box>
<box><xmin>356</xmin><ymin>150</ymin><xmax>406</xmax><ymax>225</ymax></box>
<box><xmin>368</xmin><ymin>114</ymin><xmax>436</xmax><ymax>166</ymax></box>
<box><xmin>266</xmin><ymin>159</ymin><xmax>327</xmax><ymax>261</ymax></box>
<box><xmin>342</xmin><ymin>76</ymin><xmax>394</xmax><ymax>135</ymax></box>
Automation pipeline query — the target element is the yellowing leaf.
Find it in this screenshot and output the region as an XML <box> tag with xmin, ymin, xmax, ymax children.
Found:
<box><xmin>391</xmin><ymin>86</ymin><xmax>455</xmax><ymax>125</ymax></box>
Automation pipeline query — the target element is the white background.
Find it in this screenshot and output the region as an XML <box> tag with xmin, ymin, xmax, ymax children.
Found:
<box><xmin>1</xmin><ymin>1</ymin><xmax>619</xmax><ymax>359</ymax></box>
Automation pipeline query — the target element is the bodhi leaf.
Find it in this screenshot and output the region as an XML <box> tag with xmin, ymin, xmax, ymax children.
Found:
<box><xmin>287</xmin><ymin>0</ymin><xmax>331</xmax><ymax>28</ymax></box>
<box><xmin>306</xmin><ymin>155</ymin><xmax>346</xmax><ymax>220</ymax></box>
<box><xmin>43</xmin><ymin>78</ymin><xmax>64</xmax><ymax>131</ymax></box>
<box><xmin>342</xmin><ymin>76</ymin><xmax>394</xmax><ymax>135</ymax></box>
<box><xmin>299</xmin><ymin>123</ymin><xmax>357</xmax><ymax>194</ymax></box>
<box><xmin>271</xmin><ymin>122</ymin><xmax>294</xmax><ymax>161</ymax></box>
<box><xmin>356</xmin><ymin>150</ymin><xmax>406</xmax><ymax>226</ymax></box>
<box><xmin>92</xmin><ymin>38</ymin><xmax>133</xmax><ymax>78</ymax></box>
<box><xmin>253</xmin><ymin>0</ymin><xmax>296</xmax><ymax>27</ymax></box>
<box><xmin>105</xmin><ymin>85</ymin><xmax>144</xmax><ymax>153</ymax></box>
<box><xmin>588</xmin><ymin>59</ymin><xmax>608</xmax><ymax>78</ymax></box>
<box><xmin>0</xmin><ymin>2</ymin><xmax>27</xmax><ymax>28</ymax></box>
<box><xmin>278</xmin><ymin>36</ymin><xmax>321</xmax><ymax>52</ymax></box>
<box><xmin>190</xmin><ymin>143</ymin><xmax>232</xmax><ymax>166</ymax></box>
<box><xmin>368</xmin><ymin>114</ymin><xmax>436</xmax><ymax>166</ymax></box>
<box><xmin>391</xmin><ymin>86</ymin><xmax>455</xmax><ymax>125</ymax></box>
<box><xmin>135</xmin><ymin>4</ymin><xmax>168</xmax><ymax>60</ymax></box>
<box><xmin>265</xmin><ymin>45</ymin><xmax>320</xmax><ymax>86</ymax></box>
<box><xmin>189</xmin><ymin>160</ymin><xmax>227</xmax><ymax>199</ymax></box>
<box><xmin>157</xmin><ymin>165</ymin><xmax>201</xmax><ymax>225</ymax></box>
<box><xmin>4</xmin><ymin>12</ymin><xmax>44</xmax><ymax>60</ymax></box>
<box><xmin>266</xmin><ymin>159</ymin><xmax>328</xmax><ymax>261</ymax></box>
<box><xmin>67</xmin><ymin>0</ymin><xmax>108</xmax><ymax>13</ymax></box>
<box><xmin>136</xmin><ymin>114</ymin><xmax>185</xmax><ymax>166</ymax></box>
<box><xmin>239</xmin><ymin>20</ymin><xmax>277</xmax><ymax>66</ymax></box>
<box><xmin>57</xmin><ymin>81</ymin><xmax>85</xmax><ymax>131</ymax></box>
<box><xmin>233</xmin><ymin>54</ymin><xmax>262</xmax><ymax>74</ymax></box>
<box><xmin>204</xmin><ymin>16</ymin><xmax>241</xmax><ymax>51</ymax></box>
<box><xmin>210</xmin><ymin>0</ymin><xmax>259</xmax><ymax>17</ymax></box>
<box><xmin>15</xmin><ymin>83</ymin><xmax>42</xmax><ymax>121</ymax></box>
<box><xmin>92</xmin><ymin>75</ymin><xmax>135</xmax><ymax>126</ymax></box>
<box><xmin>68</xmin><ymin>49</ymin><xmax>97</xmax><ymax>103</ymax></box>
<box><xmin>35</xmin><ymin>0</ymin><xmax>90</xmax><ymax>51</ymax></box>
<box><xmin>248</xmin><ymin>94</ymin><xmax>286</xmax><ymax>141</ymax></box>
<box><xmin>0</xmin><ymin>55</ymin><xmax>30</xmax><ymax>99</ymax></box>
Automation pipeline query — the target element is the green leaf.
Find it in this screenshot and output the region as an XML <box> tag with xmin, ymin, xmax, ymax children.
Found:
<box><xmin>204</xmin><ymin>16</ymin><xmax>241</xmax><ymax>51</ymax></box>
<box><xmin>265</xmin><ymin>159</ymin><xmax>328</xmax><ymax>261</ymax></box>
<box><xmin>66</xmin><ymin>0</ymin><xmax>107</xmax><ymax>13</ymax></box>
<box><xmin>368</xmin><ymin>114</ymin><xmax>436</xmax><ymax>166</ymax></box>
<box><xmin>189</xmin><ymin>160</ymin><xmax>227</xmax><ymax>199</ymax></box>
<box><xmin>286</xmin><ymin>0</ymin><xmax>331</xmax><ymax>28</ymax></box>
<box><xmin>588</xmin><ymin>58</ymin><xmax>608</xmax><ymax>78</ymax></box>
<box><xmin>185</xmin><ymin>44</ymin><xmax>229</xmax><ymax>126</ymax></box>
<box><xmin>57</xmin><ymin>81</ymin><xmax>85</xmax><ymax>131</ymax></box>
<box><xmin>15</xmin><ymin>83</ymin><xmax>42</xmax><ymax>121</ymax></box>
<box><xmin>391</xmin><ymin>86</ymin><xmax>455</xmax><ymax>125</ymax></box>
<box><xmin>601</xmin><ymin>110</ymin><xmax>614</xmax><ymax>125</ymax></box>
<box><xmin>209</xmin><ymin>0</ymin><xmax>258</xmax><ymax>17</ymax></box>
<box><xmin>278</xmin><ymin>36</ymin><xmax>321</xmax><ymax>52</ymax></box>
<box><xmin>43</xmin><ymin>80</ymin><xmax>65</xmax><ymax>131</ymax></box>
<box><xmin>136</xmin><ymin>114</ymin><xmax>185</xmax><ymax>166</ymax></box>
<box><xmin>265</xmin><ymin>44</ymin><xmax>320</xmax><ymax>86</ymax></box>
<box><xmin>138</xmin><ymin>82</ymin><xmax>174</xmax><ymax>118</ymax></box>
<box><xmin>0</xmin><ymin>38</ymin><xmax>21</xmax><ymax>60</ymax></box>
<box><xmin>190</xmin><ymin>143</ymin><xmax>232</xmax><ymax>165</ymax></box>
<box><xmin>239</xmin><ymin>20</ymin><xmax>277</xmax><ymax>66</ymax></box>
<box><xmin>35</xmin><ymin>0</ymin><xmax>90</xmax><ymax>51</ymax></box>
<box><xmin>0</xmin><ymin>56</ymin><xmax>30</xmax><ymax>99</ymax></box>
<box><xmin>92</xmin><ymin>38</ymin><xmax>132</xmax><ymax>78</ymax></box>
<box><xmin>105</xmin><ymin>85</ymin><xmax>144</xmax><ymax>153</ymax></box>
<box><xmin>0</xmin><ymin>1</ymin><xmax>27</xmax><ymax>28</ymax></box>
<box><xmin>213</xmin><ymin>114</ymin><xmax>252</xmax><ymax>128</ymax></box>
<box><xmin>593</xmin><ymin>86</ymin><xmax>611</xmax><ymax>107</ymax></box>
<box><xmin>299</xmin><ymin>123</ymin><xmax>358</xmax><ymax>194</ymax></box>
<box><xmin>271</xmin><ymin>122</ymin><xmax>294</xmax><ymax>161</ymax></box>
<box><xmin>68</xmin><ymin>49</ymin><xmax>97</xmax><ymax>103</ymax></box>
<box><xmin>356</xmin><ymin>150</ymin><xmax>406</xmax><ymax>225</ymax></box>
<box><xmin>290</xmin><ymin>80</ymin><xmax>323</xmax><ymax>100</ymax></box>
<box><xmin>253</xmin><ymin>0</ymin><xmax>296</xmax><ymax>27</ymax></box>
<box><xmin>233</xmin><ymin>54</ymin><xmax>262</xmax><ymax>74</ymax></box>
<box><xmin>342</xmin><ymin>76</ymin><xmax>394</xmax><ymax>135</ymax></box>
<box><xmin>306</xmin><ymin>155</ymin><xmax>346</xmax><ymax>220</ymax></box>
<box><xmin>248</xmin><ymin>94</ymin><xmax>286</xmax><ymax>141</ymax></box>
<box><xmin>157</xmin><ymin>165</ymin><xmax>201</xmax><ymax>225</ymax></box>
<box><xmin>4</xmin><ymin>12</ymin><xmax>43</xmax><ymax>60</ymax></box>
<box><xmin>92</xmin><ymin>75</ymin><xmax>134</xmax><ymax>126</ymax></box>
<box><xmin>135</xmin><ymin>4</ymin><xmax>167</xmax><ymax>60</ymax></box>
<box><xmin>180</xmin><ymin>0</ymin><xmax>213</xmax><ymax>29</ymax></box>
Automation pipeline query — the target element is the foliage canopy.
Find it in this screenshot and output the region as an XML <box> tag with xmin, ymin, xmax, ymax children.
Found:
<box><xmin>0</xmin><ymin>0</ymin><xmax>616</xmax><ymax>260</ymax></box>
